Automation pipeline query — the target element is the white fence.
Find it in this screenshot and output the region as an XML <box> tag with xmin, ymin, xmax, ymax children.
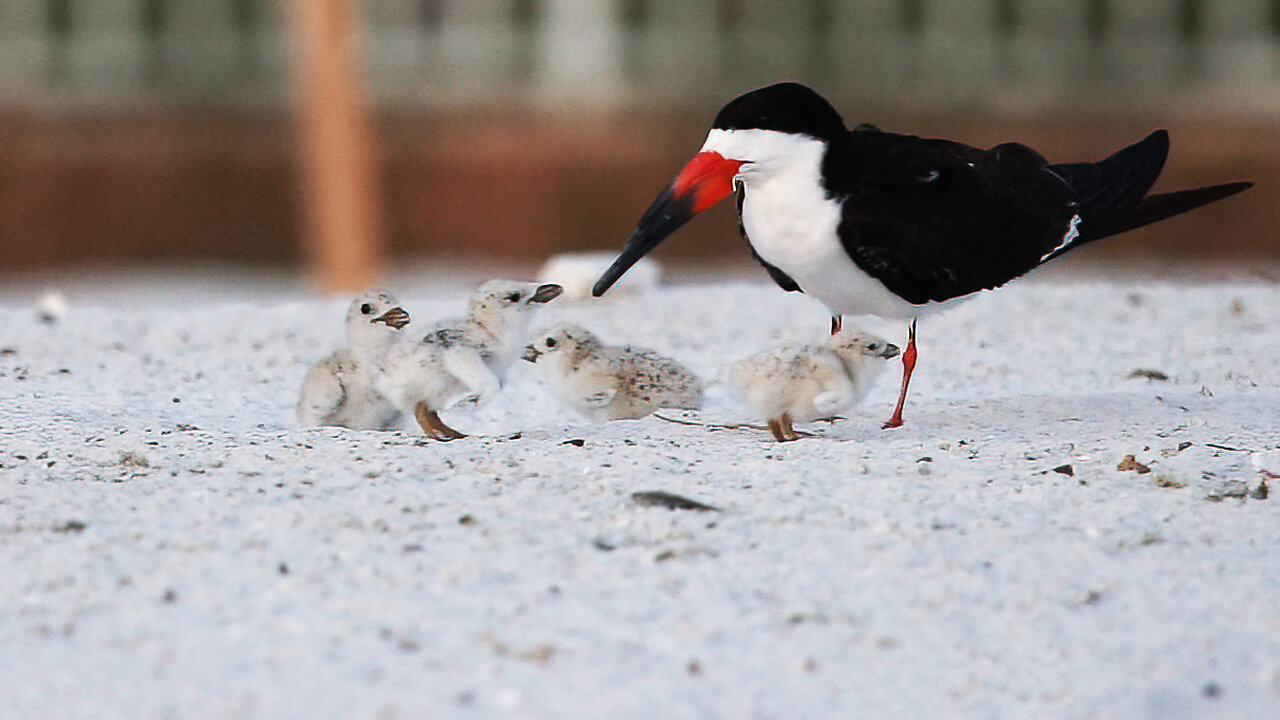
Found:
<box><xmin>1</xmin><ymin>0</ymin><xmax>1278</xmax><ymax>114</ymax></box>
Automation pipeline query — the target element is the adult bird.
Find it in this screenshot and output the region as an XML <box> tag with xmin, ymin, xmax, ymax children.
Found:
<box><xmin>592</xmin><ymin>82</ymin><xmax>1252</xmax><ymax>428</ymax></box>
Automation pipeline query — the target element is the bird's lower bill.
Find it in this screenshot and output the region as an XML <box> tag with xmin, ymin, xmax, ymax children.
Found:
<box><xmin>592</xmin><ymin>151</ymin><xmax>744</xmax><ymax>298</ymax></box>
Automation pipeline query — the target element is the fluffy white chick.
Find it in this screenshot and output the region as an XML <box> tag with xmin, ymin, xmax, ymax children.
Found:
<box><xmin>522</xmin><ymin>323</ymin><xmax>703</xmax><ymax>421</ymax></box>
<box><xmin>730</xmin><ymin>329</ymin><xmax>899</xmax><ymax>441</ymax></box>
<box><xmin>374</xmin><ymin>279</ymin><xmax>562</xmax><ymax>440</ymax></box>
<box><xmin>297</xmin><ymin>290</ymin><xmax>410</xmax><ymax>430</ymax></box>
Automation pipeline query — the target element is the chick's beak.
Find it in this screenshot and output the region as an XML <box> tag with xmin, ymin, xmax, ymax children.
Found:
<box><xmin>521</xmin><ymin>345</ymin><xmax>541</xmax><ymax>363</ymax></box>
<box><xmin>373</xmin><ymin>306</ymin><xmax>411</xmax><ymax>330</ymax></box>
<box><xmin>881</xmin><ymin>343</ymin><xmax>901</xmax><ymax>360</ymax></box>
<box><xmin>530</xmin><ymin>284</ymin><xmax>563</xmax><ymax>304</ymax></box>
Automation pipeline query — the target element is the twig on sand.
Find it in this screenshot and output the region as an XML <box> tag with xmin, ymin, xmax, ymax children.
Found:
<box><xmin>653</xmin><ymin>412</ymin><xmax>815</xmax><ymax>437</ymax></box>
<box><xmin>653</xmin><ymin>412</ymin><xmax>764</xmax><ymax>431</ymax></box>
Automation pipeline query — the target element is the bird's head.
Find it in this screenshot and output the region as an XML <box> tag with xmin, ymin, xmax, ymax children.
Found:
<box><xmin>593</xmin><ymin>82</ymin><xmax>846</xmax><ymax>297</ymax></box>
<box><xmin>522</xmin><ymin>323</ymin><xmax>598</xmax><ymax>366</ymax></box>
<box><xmin>466</xmin><ymin>280</ymin><xmax>562</xmax><ymax>328</ymax></box>
<box><xmin>346</xmin><ymin>290</ymin><xmax>410</xmax><ymax>346</ymax></box>
<box><xmin>828</xmin><ymin>330</ymin><xmax>900</xmax><ymax>361</ymax></box>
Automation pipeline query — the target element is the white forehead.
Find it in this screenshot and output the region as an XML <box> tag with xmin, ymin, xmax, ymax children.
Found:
<box><xmin>831</xmin><ymin>330</ymin><xmax>885</xmax><ymax>346</ymax></box>
<box><xmin>349</xmin><ymin>290</ymin><xmax>398</xmax><ymax>314</ymax></box>
<box><xmin>700</xmin><ymin>128</ymin><xmax>827</xmax><ymax>167</ymax></box>
<box><xmin>546</xmin><ymin>322</ymin><xmax>595</xmax><ymax>342</ymax></box>
<box><xmin>475</xmin><ymin>279</ymin><xmax>533</xmax><ymax>297</ymax></box>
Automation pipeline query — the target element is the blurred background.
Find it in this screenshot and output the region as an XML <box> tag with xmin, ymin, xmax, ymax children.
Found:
<box><xmin>0</xmin><ymin>0</ymin><xmax>1277</xmax><ymax>292</ymax></box>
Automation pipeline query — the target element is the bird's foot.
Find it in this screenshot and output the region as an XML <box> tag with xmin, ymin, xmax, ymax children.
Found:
<box><xmin>767</xmin><ymin>414</ymin><xmax>801</xmax><ymax>441</ymax></box>
<box><xmin>767</xmin><ymin>418</ymin><xmax>798</xmax><ymax>442</ymax></box>
<box><xmin>414</xmin><ymin>402</ymin><xmax>468</xmax><ymax>441</ymax></box>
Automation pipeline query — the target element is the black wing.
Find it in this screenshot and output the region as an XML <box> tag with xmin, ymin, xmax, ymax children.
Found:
<box><xmin>830</xmin><ymin>128</ymin><xmax>1247</xmax><ymax>305</ymax></box>
<box><xmin>830</xmin><ymin>130</ymin><xmax>1080</xmax><ymax>305</ymax></box>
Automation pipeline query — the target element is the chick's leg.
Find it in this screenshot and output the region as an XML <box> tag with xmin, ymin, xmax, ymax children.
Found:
<box><xmin>414</xmin><ymin>402</ymin><xmax>467</xmax><ymax>441</ymax></box>
<box><xmin>779</xmin><ymin>412</ymin><xmax>798</xmax><ymax>441</ymax></box>
<box><xmin>767</xmin><ymin>418</ymin><xmax>788</xmax><ymax>442</ymax></box>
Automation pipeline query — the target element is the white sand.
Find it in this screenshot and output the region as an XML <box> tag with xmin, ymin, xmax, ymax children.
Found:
<box><xmin>2</xmin><ymin>265</ymin><xmax>1278</xmax><ymax>719</ymax></box>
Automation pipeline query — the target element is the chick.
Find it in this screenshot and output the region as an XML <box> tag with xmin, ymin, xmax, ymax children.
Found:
<box><xmin>374</xmin><ymin>279</ymin><xmax>562</xmax><ymax>440</ymax></box>
<box><xmin>522</xmin><ymin>323</ymin><xmax>703</xmax><ymax>421</ymax></box>
<box><xmin>297</xmin><ymin>290</ymin><xmax>410</xmax><ymax>430</ymax></box>
<box><xmin>730</xmin><ymin>329</ymin><xmax>899</xmax><ymax>441</ymax></box>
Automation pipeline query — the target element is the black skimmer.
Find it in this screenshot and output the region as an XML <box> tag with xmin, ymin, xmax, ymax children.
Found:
<box><xmin>592</xmin><ymin>82</ymin><xmax>1252</xmax><ymax>428</ymax></box>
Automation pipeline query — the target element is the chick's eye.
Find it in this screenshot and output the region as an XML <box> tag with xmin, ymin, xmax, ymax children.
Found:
<box><xmin>865</xmin><ymin>343</ymin><xmax>879</xmax><ymax>351</ymax></box>
<box><xmin>360</xmin><ymin>303</ymin><xmax>373</xmax><ymax>315</ymax></box>
<box><xmin>545</xmin><ymin>337</ymin><xmax>557</xmax><ymax>348</ymax></box>
<box><xmin>505</xmin><ymin>292</ymin><xmax>522</xmax><ymax>303</ymax></box>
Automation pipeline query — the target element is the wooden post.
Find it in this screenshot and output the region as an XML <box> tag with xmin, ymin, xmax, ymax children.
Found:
<box><xmin>291</xmin><ymin>0</ymin><xmax>382</xmax><ymax>293</ymax></box>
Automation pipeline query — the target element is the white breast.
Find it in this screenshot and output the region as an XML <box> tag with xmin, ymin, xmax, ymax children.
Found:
<box><xmin>703</xmin><ymin>128</ymin><xmax>925</xmax><ymax>320</ymax></box>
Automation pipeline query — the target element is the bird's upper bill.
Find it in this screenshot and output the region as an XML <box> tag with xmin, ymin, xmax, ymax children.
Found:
<box><xmin>372</xmin><ymin>306</ymin><xmax>411</xmax><ymax>330</ymax></box>
<box><xmin>672</xmin><ymin>151</ymin><xmax>746</xmax><ymax>214</ymax></box>
<box><xmin>530</xmin><ymin>284</ymin><xmax>564</xmax><ymax>304</ymax></box>
<box><xmin>592</xmin><ymin>151</ymin><xmax>744</xmax><ymax>297</ymax></box>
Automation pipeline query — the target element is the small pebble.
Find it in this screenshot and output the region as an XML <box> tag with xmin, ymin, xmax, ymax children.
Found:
<box><xmin>1117</xmin><ymin>455</ymin><xmax>1151</xmax><ymax>474</ymax></box>
<box><xmin>1251</xmin><ymin>478</ymin><xmax>1269</xmax><ymax>500</ymax></box>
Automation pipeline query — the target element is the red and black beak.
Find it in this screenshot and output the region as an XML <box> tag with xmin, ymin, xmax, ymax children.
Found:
<box><xmin>592</xmin><ymin>151</ymin><xmax>744</xmax><ymax>297</ymax></box>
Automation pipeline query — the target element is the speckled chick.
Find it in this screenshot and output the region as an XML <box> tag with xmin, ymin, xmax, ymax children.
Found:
<box><xmin>373</xmin><ymin>279</ymin><xmax>562</xmax><ymax>440</ymax></box>
<box><xmin>730</xmin><ymin>329</ymin><xmax>899</xmax><ymax>441</ymax></box>
<box><xmin>522</xmin><ymin>323</ymin><xmax>704</xmax><ymax>421</ymax></box>
<box><xmin>297</xmin><ymin>290</ymin><xmax>410</xmax><ymax>430</ymax></box>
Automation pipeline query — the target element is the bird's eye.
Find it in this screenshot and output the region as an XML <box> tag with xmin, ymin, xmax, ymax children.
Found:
<box><xmin>360</xmin><ymin>303</ymin><xmax>373</xmax><ymax>315</ymax></box>
<box><xmin>505</xmin><ymin>292</ymin><xmax>522</xmax><ymax>303</ymax></box>
<box><xmin>545</xmin><ymin>337</ymin><xmax>557</xmax><ymax>348</ymax></box>
<box><xmin>865</xmin><ymin>343</ymin><xmax>879</xmax><ymax>351</ymax></box>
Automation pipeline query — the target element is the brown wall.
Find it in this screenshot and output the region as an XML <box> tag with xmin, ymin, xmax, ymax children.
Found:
<box><xmin>1</xmin><ymin>108</ymin><xmax>1276</xmax><ymax>273</ymax></box>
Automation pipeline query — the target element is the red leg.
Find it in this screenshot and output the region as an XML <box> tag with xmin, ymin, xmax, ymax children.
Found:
<box><xmin>883</xmin><ymin>319</ymin><xmax>917</xmax><ymax>429</ymax></box>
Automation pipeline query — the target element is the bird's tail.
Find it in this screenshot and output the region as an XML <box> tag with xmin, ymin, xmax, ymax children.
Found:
<box><xmin>1044</xmin><ymin>129</ymin><xmax>1252</xmax><ymax>256</ymax></box>
<box><xmin>1087</xmin><ymin>181</ymin><xmax>1253</xmax><ymax>241</ymax></box>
